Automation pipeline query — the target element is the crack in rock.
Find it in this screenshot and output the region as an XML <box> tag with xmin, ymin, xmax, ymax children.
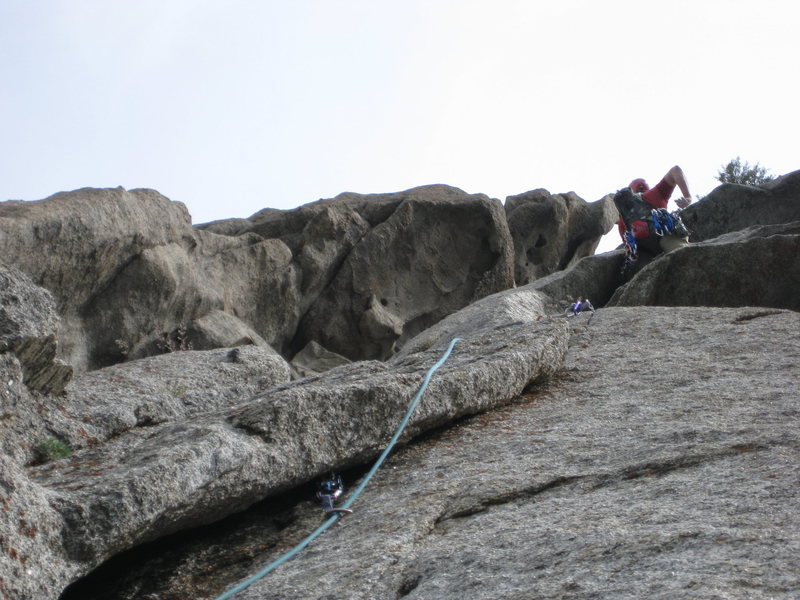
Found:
<box><xmin>434</xmin><ymin>442</ymin><xmax>772</xmax><ymax>525</ymax></box>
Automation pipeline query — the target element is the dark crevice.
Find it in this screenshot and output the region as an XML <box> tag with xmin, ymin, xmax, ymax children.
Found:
<box><xmin>733</xmin><ymin>310</ymin><xmax>784</xmax><ymax>323</ymax></box>
<box><xmin>436</xmin><ymin>475</ymin><xmax>583</xmax><ymax>523</ymax></box>
<box><xmin>58</xmin><ymin>463</ymin><xmax>371</xmax><ymax>600</ymax></box>
<box><xmin>396</xmin><ymin>573</ymin><xmax>422</xmax><ymax>598</ymax></box>
<box><xmin>435</xmin><ymin>443</ymin><xmax>772</xmax><ymax>526</ymax></box>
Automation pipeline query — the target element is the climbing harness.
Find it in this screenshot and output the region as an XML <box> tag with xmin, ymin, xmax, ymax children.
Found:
<box><xmin>213</xmin><ymin>337</ymin><xmax>461</xmax><ymax>600</ymax></box>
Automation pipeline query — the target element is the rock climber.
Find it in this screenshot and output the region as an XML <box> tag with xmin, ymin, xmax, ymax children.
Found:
<box><xmin>614</xmin><ymin>165</ymin><xmax>694</xmax><ymax>270</ymax></box>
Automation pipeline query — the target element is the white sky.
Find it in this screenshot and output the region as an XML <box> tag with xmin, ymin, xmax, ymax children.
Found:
<box><xmin>2</xmin><ymin>1</ymin><xmax>798</xmax><ymax>254</ymax></box>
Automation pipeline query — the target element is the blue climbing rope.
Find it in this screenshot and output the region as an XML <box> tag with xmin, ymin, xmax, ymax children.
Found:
<box><xmin>213</xmin><ymin>337</ymin><xmax>461</xmax><ymax>600</ymax></box>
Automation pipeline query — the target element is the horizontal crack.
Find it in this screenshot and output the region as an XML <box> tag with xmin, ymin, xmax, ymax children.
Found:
<box><xmin>435</xmin><ymin>442</ymin><xmax>771</xmax><ymax>524</ymax></box>
<box><xmin>732</xmin><ymin>310</ymin><xmax>784</xmax><ymax>323</ymax></box>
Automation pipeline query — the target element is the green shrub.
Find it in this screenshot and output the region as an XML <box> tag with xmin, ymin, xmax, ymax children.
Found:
<box><xmin>717</xmin><ymin>157</ymin><xmax>774</xmax><ymax>186</ymax></box>
<box><xmin>36</xmin><ymin>437</ymin><xmax>73</xmax><ymax>462</ymax></box>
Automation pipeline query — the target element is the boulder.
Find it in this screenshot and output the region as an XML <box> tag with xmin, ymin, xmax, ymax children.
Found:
<box><xmin>202</xmin><ymin>200</ymin><xmax>376</xmax><ymax>305</ymax></box>
<box><xmin>185</xmin><ymin>310</ymin><xmax>268</xmax><ymax>351</ymax></box>
<box><xmin>505</xmin><ymin>189</ymin><xmax>617</xmax><ymax>285</ymax></box>
<box><xmin>0</xmin><ymin>187</ymin><xmax>312</xmax><ymax>370</ymax></box>
<box><xmin>0</xmin><ymin>188</ymin><xmax>195</xmax><ymax>370</ymax></box>
<box><xmin>608</xmin><ymin>225</ymin><xmax>800</xmax><ymax>311</ymax></box>
<box><xmin>1</xmin><ymin>185</ymin><xmax>517</xmax><ymax>371</ymax></box>
<box><xmin>680</xmin><ymin>168</ymin><xmax>800</xmax><ymax>241</ymax></box>
<box><xmin>523</xmin><ymin>250</ymin><xmax>626</xmax><ymax>312</ymax></box>
<box><xmin>293</xmin><ymin>185</ymin><xmax>516</xmax><ymax>360</ymax></box>
<box><xmin>0</xmin><ymin>344</ymin><xmax>291</xmax><ymax>467</ymax></box>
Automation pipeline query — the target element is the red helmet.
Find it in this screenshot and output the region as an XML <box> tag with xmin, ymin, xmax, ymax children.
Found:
<box><xmin>629</xmin><ymin>178</ymin><xmax>649</xmax><ymax>193</ymax></box>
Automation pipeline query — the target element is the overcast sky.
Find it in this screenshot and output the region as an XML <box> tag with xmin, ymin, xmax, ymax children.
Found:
<box><xmin>2</xmin><ymin>1</ymin><xmax>798</xmax><ymax>253</ymax></box>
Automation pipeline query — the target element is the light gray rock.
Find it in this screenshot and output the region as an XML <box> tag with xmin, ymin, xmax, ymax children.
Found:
<box><xmin>0</xmin><ymin>264</ymin><xmax>58</xmax><ymax>343</ymax></box>
<box><xmin>204</xmin><ymin>185</ymin><xmax>519</xmax><ymax>363</ymax></box>
<box><xmin>0</xmin><ymin>187</ymin><xmax>309</xmax><ymax>370</ymax></box>
<box><xmin>522</xmin><ymin>250</ymin><xmax>626</xmax><ymax>312</ymax></box>
<box><xmin>608</xmin><ymin>231</ymin><xmax>800</xmax><ymax>311</ymax></box>
<box><xmin>0</xmin><ymin>263</ymin><xmax>72</xmax><ymax>395</ymax></box>
<box><xmin>680</xmin><ymin>169</ymin><xmax>800</xmax><ymax>242</ymax></box>
<box><xmin>18</xmin><ymin>288</ymin><xmax>564</xmax><ymax>598</ymax></box>
<box><xmin>0</xmin><ymin>345</ymin><xmax>291</xmax><ymax>467</ymax></box>
<box><xmin>1</xmin><ymin>185</ymin><xmax>519</xmax><ymax>371</ymax></box>
<box><xmin>290</xmin><ymin>341</ymin><xmax>351</xmax><ymax>377</ymax></box>
<box><xmin>0</xmin><ymin>454</ymin><xmax>77</xmax><ymax>600</ymax></box>
<box><xmin>505</xmin><ymin>189</ymin><xmax>617</xmax><ymax>285</ymax></box>
<box><xmin>0</xmin><ymin>188</ymin><xmax>195</xmax><ymax>370</ymax></box>
<box><xmin>294</xmin><ymin>185</ymin><xmax>516</xmax><ymax>361</ymax></box>
<box><xmin>4</xmin><ymin>174</ymin><xmax>800</xmax><ymax>600</ymax></box>
<box><xmin>57</xmin><ymin>307</ymin><xmax>799</xmax><ymax>600</ymax></box>
<box><xmin>186</xmin><ymin>310</ymin><xmax>269</xmax><ymax>351</ymax></box>
<box><xmin>391</xmin><ymin>282</ymin><xmax>549</xmax><ymax>361</ymax></box>
<box><xmin>205</xmin><ymin>307</ymin><xmax>798</xmax><ymax>600</ymax></box>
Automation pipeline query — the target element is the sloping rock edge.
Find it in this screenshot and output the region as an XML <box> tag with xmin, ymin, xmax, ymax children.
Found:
<box><xmin>13</xmin><ymin>288</ymin><xmax>567</xmax><ymax>598</ymax></box>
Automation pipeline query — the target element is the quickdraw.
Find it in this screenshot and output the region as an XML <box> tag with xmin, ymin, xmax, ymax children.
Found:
<box><xmin>651</xmin><ymin>208</ymin><xmax>675</xmax><ymax>236</ymax></box>
<box><xmin>651</xmin><ymin>208</ymin><xmax>689</xmax><ymax>238</ymax></box>
<box><xmin>622</xmin><ymin>228</ymin><xmax>638</xmax><ymax>272</ymax></box>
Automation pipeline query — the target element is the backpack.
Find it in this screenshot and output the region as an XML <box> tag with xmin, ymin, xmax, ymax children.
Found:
<box><xmin>613</xmin><ymin>187</ymin><xmax>655</xmax><ymax>238</ymax></box>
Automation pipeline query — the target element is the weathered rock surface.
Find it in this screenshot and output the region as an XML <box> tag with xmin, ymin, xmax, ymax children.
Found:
<box><xmin>0</xmin><ymin>343</ymin><xmax>291</xmax><ymax>467</ymax></box>
<box><xmin>61</xmin><ymin>307</ymin><xmax>800</xmax><ymax>600</ymax></box>
<box><xmin>681</xmin><ymin>169</ymin><xmax>800</xmax><ymax>241</ymax></box>
<box><xmin>524</xmin><ymin>250</ymin><xmax>626</xmax><ymax>312</ymax></box>
<box><xmin>0</xmin><ymin>454</ymin><xmax>71</xmax><ymax>600</ymax></box>
<box><xmin>505</xmin><ymin>189</ymin><xmax>617</xmax><ymax>285</ymax></box>
<box><xmin>3</xmin><ymin>172</ymin><xmax>800</xmax><ymax>600</ymax></box>
<box><xmin>0</xmin><ymin>187</ymin><xmax>199</xmax><ymax>370</ymax></box>
<box><xmin>0</xmin><ymin>264</ymin><xmax>72</xmax><ymax>395</ymax></box>
<box><xmin>290</xmin><ymin>186</ymin><xmax>516</xmax><ymax>360</ymax></box>
<box><xmin>229</xmin><ymin>308</ymin><xmax>798</xmax><ymax>600</ymax></box>
<box><xmin>200</xmin><ymin>185</ymin><xmax>521</xmax><ymax>363</ymax></box>
<box><xmin>2</xmin><ymin>287</ymin><xmax>565</xmax><ymax>599</ymax></box>
<box><xmin>609</xmin><ymin>225</ymin><xmax>800</xmax><ymax>311</ymax></box>
<box><xmin>185</xmin><ymin>310</ymin><xmax>269</xmax><ymax>352</ymax></box>
<box><xmin>0</xmin><ymin>185</ymin><xmax>523</xmax><ymax>371</ymax></box>
<box><xmin>289</xmin><ymin>341</ymin><xmax>351</xmax><ymax>378</ymax></box>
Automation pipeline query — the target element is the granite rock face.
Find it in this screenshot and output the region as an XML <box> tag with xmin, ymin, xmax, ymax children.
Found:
<box><xmin>0</xmin><ymin>185</ymin><xmax>523</xmax><ymax>371</ymax></box>
<box><xmin>215</xmin><ymin>307</ymin><xmax>799</xmax><ymax>600</ymax></box>
<box><xmin>58</xmin><ymin>307</ymin><xmax>800</xmax><ymax>600</ymax></box>
<box><xmin>505</xmin><ymin>189</ymin><xmax>617</xmax><ymax>285</ymax></box>
<box><xmin>0</xmin><ymin>187</ymin><xmax>199</xmax><ymax>371</ymax></box>
<box><xmin>2</xmin><ymin>287</ymin><xmax>568</xmax><ymax>600</ymax></box>
<box><xmin>203</xmin><ymin>184</ymin><xmax>525</xmax><ymax>362</ymax></box>
<box><xmin>2</xmin><ymin>173</ymin><xmax>800</xmax><ymax>600</ymax></box>
<box><xmin>0</xmin><ymin>343</ymin><xmax>292</xmax><ymax>467</ymax></box>
<box><xmin>680</xmin><ymin>169</ymin><xmax>800</xmax><ymax>241</ymax></box>
<box><xmin>608</xmin><ymin>223</ymin><xmax>800</xmax><ymax>311</ymax></box>
<box><xmin>0</xmin><ymin>263</ymin><xmax>72</xmax><ymax>395</ymax></box>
